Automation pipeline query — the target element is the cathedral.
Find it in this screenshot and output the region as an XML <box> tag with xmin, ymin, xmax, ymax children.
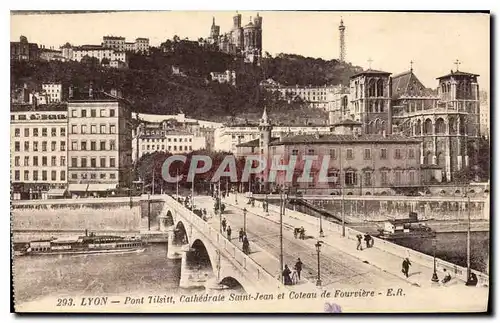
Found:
<box><xmin>208</xmin><ymin>12</ymin><xmax>263</xmax><ymax>65</ymax></box>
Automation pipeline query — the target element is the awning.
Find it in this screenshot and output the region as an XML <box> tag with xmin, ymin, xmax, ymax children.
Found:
<box><xmin>68</xmin><ymin>184</ymin><xmax>89</xmax><ymax>192</ymax></box>
<box><xmin>87</xmin><ymin>184</ymin><xmax>117</xmax><ymax>192</ymax></box>
<box><xmin>47</xmin><ymin>188</ymin><xmax>67</xmax><ymax>196</ymax></box>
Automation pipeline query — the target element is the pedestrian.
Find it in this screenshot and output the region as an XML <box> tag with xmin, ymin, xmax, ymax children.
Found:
<box><xmin>221</xmin><ymin>217</ymin><xmax>227</xmax><ymax>232</ymax></box>
<box><xmin>441</xmin><ymin>269</ymin><xmax>452</xmax><ymax>284</ymax></box>
<box><xmin>239</xmin><ymin>228</ymin><xmax>245</xmax><ymax>242</ymax></box>
<box><xmin>300</xmin><ymin>226</ymin><xmax>305</xmax><ymax>240</ymax></box>
<box><xmin>294</xmin><ymin>258</ymin><xmax>303</xmax><ymax>281</ymax></box>
<box><xmin>202</xmin><ymin>208</ymin><xmax>207</xmax><ymax>217</ymax></box>
<box><xmin>226</xmin><ymin>225</ymin><xmax>232</xmax><ymax>240</ymax></box>
<box><xmin>356</xmin><ymin>234</ymin><xmax>363</xmax><ymax>250</ymax></box>
<box><xmin>364</xmin><ymin>234</ymin><xmax>371</xmax><ymax>248</ymax></box>
<box><xmin>282</xmin><ymin>264</ymin><xmax>293</xmax><ymax>285</ymax></box>
<box><xmin>242</xmin><ymin>235</ymin><xmax>250</xmax><ymax>254</ymax></box>
<box><xmin>466</xmin><ymin>272</ymin><xmax>478</xmax><ymax>286</ymax></box>
<box><xmin>402</xmin><ymin>257</ymin><xmax>411</xmax><ymax>278</ymax></box>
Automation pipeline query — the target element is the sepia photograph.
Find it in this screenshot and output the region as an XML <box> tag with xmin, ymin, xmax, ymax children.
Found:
<box><xmin>9</xmin><ymin>10</ymin><xmax>490</xmax><ymax>313</ymax></box>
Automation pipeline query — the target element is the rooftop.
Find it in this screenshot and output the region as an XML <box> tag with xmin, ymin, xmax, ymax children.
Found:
<box><xmin>333</xmin><ymin>119</ymin><xmax>362</xmax><ymax>127</ymax></box>
<box><xmin>391</xmin><ymin>70</ymin><xmax>436</xmax><ymax>99</ymax></box>
<box><xmin>436</xmin><ymin>70</ymin><xmax>480</xmax><ymax>80</ymax></box>
<box><xmin>269</xmin><ymin>133</ymin><xmax>422</xmax><ymax>146</ymax></box>
<box><xmin>351</xmin><ymin>69</ymin><xmax>392</xmax><ymax>78</ymax></box>
<box><xmin>11</xmin><ymin>103</ymin><xmax>68</xmax><ymax>112</ymax></box>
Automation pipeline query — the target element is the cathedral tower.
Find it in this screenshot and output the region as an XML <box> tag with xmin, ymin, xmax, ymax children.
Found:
<box><xmin>339</xmin><ymin>19</ymin><xmax>346</xmax><ymax>62</ymax></box>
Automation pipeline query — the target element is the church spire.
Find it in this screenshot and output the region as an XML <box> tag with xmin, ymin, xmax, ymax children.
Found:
<box><xmin>260</xmin><ymin>106</ymin><xmax>269</xmax><ymax>125</ymax></box>
<box><xmin>212</xmin><ymin>17</ymin><xmax>215</xmax><ymax>26</ymax></box>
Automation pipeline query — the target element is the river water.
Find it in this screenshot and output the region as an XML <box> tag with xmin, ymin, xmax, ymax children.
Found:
<box><xmin>13</xmin><ymin>243</ymin><xmax>184</xmax><ymax>305</ymax></box>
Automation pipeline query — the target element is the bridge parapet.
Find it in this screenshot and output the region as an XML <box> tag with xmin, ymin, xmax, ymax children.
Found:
<box><xmin>164</xmin><ymin>195</ymin><xmax>282</xmax><ymax>292</ymax></box>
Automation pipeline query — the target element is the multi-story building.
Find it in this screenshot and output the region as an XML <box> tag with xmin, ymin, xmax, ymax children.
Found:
<box><xmin>11</xmin><ymin>36</ymin><xmax>39</xmax><ymax>61</ymax></box>
<box><xmin>102</xmin><ymin>36</ymin><xmax>125</xmax><ymax>51</ymax></box>
<box><xmin>67</xmin><ymin>87</ymin><xmax>133</xmax><ymax>194</ymax></box>
<box><xmin>479</xmin><ymin>91</ymin><xmax>489</xmax><ymax>137</ymax></box>
<box><xmin>71</xmin><ymin>45</ymin><xmax>127</xmax><ymax>65</ymax></box>
<box><xmin>42</xmin><ymin>83</ymin><xmax>63</xmax><ymax>103</ymax></box>
<box><xmin>10</xmin><ymin>103</ymin><xmax>68</xmax><ymax>199</ymax></box>
<box><xmin>237</xmin><ymin>109</ymin><xmax>423</xmax><ymax>195</ymax></box>
<box><xmin>102</xmin><ymin>36</ymin><xmax>149</xmax><ymax>53</ymax></box>
<box><xmin>134</xmin><ymin>38</ymin><xmax>150</xmax><ymax>53</ymax></box>
<box><xmin>210</xmin><ymin>70</ymin><xmax>237</xmax><ymax>86</ymax></box>
<box><xmin>216</xmin><ymin>117</ymin><xmax>333</xmax><ymax>154</ymax></box>
<box><xmin>39</xmin><ymin>47</ymin><xmax>66</xmax><ymax>61</ymax></box>
<box><xmin>208</xmin><ymin>13</ymin><xmax>263</xmax><ymax>65</ymax></box>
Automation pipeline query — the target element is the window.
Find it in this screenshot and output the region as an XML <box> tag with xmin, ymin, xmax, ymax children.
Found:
<box><xmin>362</xmin><ymin>148</ymin><xmax>371</xmax><ymax>160</ymax></box>
<box><xmin>42</xmin><ymin>156</ymin><xmax>47</xmax><ymax>166</ymax></box>
<box><xmin>24</xmin><ymin>128</ymin><xmax>29</xmax><ymax>137</ymax></box>
<box><xmin>14</xmin><ymin>141</ymin><xmax>20</xmax><ymax>152</ymax></box>
<box><xmin>81</xmin><ymin>141</ymin><xmax>87</xmax><ymax>150</ymax></box>
<box><xmin>24</xmin><ymin>156</ymin><xmax>29</xmax><ymax>166</ymax></box>
<box><xmin>71</xmin><ymin>158</ymin><xmax>77</xmax><ymax>167</ymax></box>
<box><xmin>61</xmin><ymin>141</ymin><xmax>66</xmax><ymax>151</ymax></box>
<box><xmin>60</xmin><ymin>156</ymin><xmax>66</xmax><ymax>166</ymax></box>
<box><xmin>71</xmin><ymin>173</ymin><xmax>77</xmax><ymax>180</ymax></box>
<box><xmin>100</xmin><ymin>157</ymin><xmax>106</xmax><ymax>168</ymax></box>
<box><xmin>110</xmin><ymin>125</ymin><xmax>116</xmax><ymax>134</ymax></box>
<box><xmin>90</xmin><ymin>141</ymin><xmax>96</xmax><ymax>151</ymax></box>
<box><xmin>71</xmin><ymin>109</ymin><xmax>77</xmax><ymax>117</ymax></box>
<box><xmin>345</xmin><ymin>171</ymin><xmax>357</xmax><ymax>185</ymax></box>
<box><xmin>109</xmin><ymin>109</ymin><xmax>115</xmax><ymax>117</ymax></box>
<box><xmin>81</xmin><ymin>109</ymin><xmax>87</xmax><ymax>117</ymax></box>
<box><xmin>81</xmin><ymin>173</ymin><xmax>87</xmax><ymax>179</ymax></box>
<box><xmin>364</xmin><ymin>172</ymin><xmax>372</xmax><ymax>186</ymax></box>
<box><xmin>179</xmin><ymin>146</ymin><xmax>183</xmax><ymax>151</ymax></box>
<box><xmin>110</xmin><ymin>158</ymin><xmax>116</xmax><ymax>168</ymax></box>
<box><xmin>33</xmin><ymin>128</ymin><xmax>39</xmax><ymax>136</ymax></box>
<box><xmin>51</xmin><ymin>156</ymin><xmax>57</xmax><ymax>166</ymax></box>
<box><xmin>91</xmin><ymin>158</ymin><xmax>96</xmax><ymax>168</ymax></box>
<box><xmin>394</xmin><ymin>148</ymin><xmax>402</xmax><ymax>159</ymax></box>
<box><xmin>24</xmin><ymin>170</ymin><xmax>29</xmax><ymax>181</ymax></box>
<box><xmin>110</xmin><ymin>140</ymin><xmax>116</xmax><ymax>150</ymax></box>
<box><xmin>91</xmin><ymin>173</ymin><xmax>97</xmax><ymax>179</ymax></box>
<box><xmin>381</xmin><ymin>148</ymin><xmax>387</xmax><ymax>159</ymax></box>
<box><xmin>292</xmin><ymin>149</ymin><xmax>299</xmax><ymax>156</ymax></box>
<box><xmin>33</xmin><ymin>142</ymin><xmax>38</xmax><ymax>152</ymax></box>
<box><xmin>330</xmin><ymin>149</ymin><xmax>337</xmax><ymax>159</ymax></box>
<box><xmin>174</xmin><ymin>138</ymin><xmax>177</xmax><ymax>142</ymax></box>
<box><xmin>14</xmin><ymin>156</ymin><xmax>20</xmax><ymax>166</ymax></box>
<box><xmin>173</xmin><ymin>145</ymin><xmax>177</xmax><ymax>151</ymax></box>
<box><xmin>24</xmin><ymin>142</ymin><xmax>29</xmax><ymax>151</ymax></box>
<box><xmin>51</xmin><ymin>171</ymin><xmax>57</xmax><ymax>181</ymax></box>
<box><xmin>100</xmin><ymin>173</ymin><xmax>106</xmax><ymax>179</ymax></box>
<box><xmin>91</xmin><ymin>109</ymin><xmax>96</xmax><ymax>117</ymax></box>
<box><xmin>110</xmin><ymin>173</ymin><xmax>116</xmax><ymax>179</ymax></box>
<box><xmin>81</xmin><ymin>125</ymin><xmax>87</xmax><ymax>134</ymax></box>
<box><xmin>60</xmin><ymin>171</ymin><xmax>66</xmax><ymax>181</ymax></box>
<box><xmin>409</xmin><ymin>171</ymin><xmax>415</xmax><ymax>184</ymax></box>
<box><xmin>408</xmin><ymin>148</ymin><xmax>415</xmax><ymax>159</ymax></box>
<box><xmin>395</xmin><ymin>171</ymin><xmax>402</xmax><ymax>184</ymax></box>
<box><xmin>60</xmin><ymin>127</ymin><xmax>65</xmax><ymax>137</ymax></box>
<box><xmin>33</xmin><ymin>170</ymin><xmax>38</xmax><ymax>181</ymax></box>
<box><xmin>346</xmin><ymin>148</ymin><xmax>353</xmax><ymax>160</ymax></box>
<box><xmin>14</xmin><ymin>170</ymin><xmax>20</xmax><ymax>181</ymax></box>
<box><xmin>50</xmin><ymin>127</ymin><xmax>56</xmax><ymax>136</ymax></box>
<box><xmin>72</xmin><ymin>125</ymin><xmax>77</xmax><ymax>134</ymax></box>
<box><xmin>91</xmin><ymin>125</ymin><xmax>97</xmax><ymax>134</ymax></box>
<box><xmin>307</xmin><ymin>149</ymin><xmax>315</xmax><ymax>155</ymax></box>
<box><xmin>42</xmin><ymin>141</ymin><xmax>47</xmax><ymax>152</ymax></box>
<box><xmin>14</xmin><ymin>128</ymin><xmax>20</xmax><ymax>137</ymax></box>
<box><xmin>81</xmin><ymin>158</ymin><xmax>87</xmax><ymax>168</ymax></box>
<box><xmin>381</xmin><ymin>171</ymin><xmax>388</xmax><ymax>185</ymax></box>
<box><xmin>100</xmin><ymin>109</ymin><xmax>105</xmax><ymax>117</ymax></box>
<box><xmin>51</xmin><ymin>141</ymin><xmax>56</xmax><ymax>151</ymax></box>
<box><xmin>100</xmin><ymin>125</ymin><xmax>106</xmax><ymax>133</ymax></box>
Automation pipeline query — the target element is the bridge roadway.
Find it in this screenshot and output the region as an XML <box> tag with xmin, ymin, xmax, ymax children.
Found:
<box><xmin>195</xmin><ymin>195</ymin><xmax>404</xmax><ymax>289</ymax></box>
<box><xmin>250</xmin><ymin>194</ymin><xmax>487</xmax><ymax>203</ymax></box>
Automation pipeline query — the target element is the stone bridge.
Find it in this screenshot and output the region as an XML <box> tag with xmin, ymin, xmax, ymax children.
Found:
<box><xmin>157</xmin><ymin>195</ymin><xmax>282</xmax><ymax>294</ymax></box>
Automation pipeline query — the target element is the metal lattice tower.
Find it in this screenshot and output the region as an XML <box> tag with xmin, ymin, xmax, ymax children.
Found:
<box><xmin>339</xmin><ymin>19</ymin><xmax>346</xmax><ymax>62</ymax></box>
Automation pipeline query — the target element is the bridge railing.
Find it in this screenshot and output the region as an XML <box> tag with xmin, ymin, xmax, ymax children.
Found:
<box><xmin>263</xmin><ymin>199</ymin><xmax>489</xmax><ymax>287</ymax></box>
<box><xmin>251</xmin><ymin>194</ymin><xmax>488</xmax><ymax>203</ymax></box>
<box><xmin>165</xmin><ymin>196</ymin><xmax>281</xmax><ymax>290</ymax></box>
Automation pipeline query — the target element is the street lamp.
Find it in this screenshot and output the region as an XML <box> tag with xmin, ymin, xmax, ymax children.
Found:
<box><xmin>243</xmin><ymin>207</ymin><xmax>247</xmax><ymax>233</ymax></box>
<box><xmin>315</xmin><ymin>241</ymin><xmax>324</xmax><ymax>287</ymax></box>
<box><xmin>431</xmin><ymin>238</ymin><xmax>439</xmax><ymax>282</ymax></box>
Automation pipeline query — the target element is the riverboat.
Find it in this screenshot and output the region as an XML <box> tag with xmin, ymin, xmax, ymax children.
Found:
<box><xmin>16</xmin><ymin>232</ymin><xmax>145</xmax><ymax>256</ymax></box>
<box><xmin>376</xmin><ymin>212</ymin><xmax>436</xmax><ymax>241</ymax></box>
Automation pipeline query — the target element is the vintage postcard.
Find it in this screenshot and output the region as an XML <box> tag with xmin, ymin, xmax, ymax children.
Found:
<box><xmin>10</xmin><ymin>10</ymin><xmax>490</xmax><ymax>313</ymax></box>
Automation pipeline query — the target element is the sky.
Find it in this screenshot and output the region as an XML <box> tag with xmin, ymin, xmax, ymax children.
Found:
<box><xmin>10</xmin><ymin>11</ymin><xmax>490</xmax><ymax>91</ymax></box>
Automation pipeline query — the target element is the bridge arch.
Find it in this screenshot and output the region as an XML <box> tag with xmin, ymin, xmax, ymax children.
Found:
<box><xmin>220</xmin><ymin>276</ymin><xmax>246</xmax><ymax>292</ymax></box>
<box><xmin>190</xmin><ymin>239</ymin><xmax>214</xmax><ymax>271</ymax></box>
<box><xmin>174</xmin><ymin>221</ymin><xmax>189</xmax><ymax>245</ymax></box>
<box><xmin>165</xmin><ymin>210</ymin><xmax>175</xmax><ymax>227</ymax></box>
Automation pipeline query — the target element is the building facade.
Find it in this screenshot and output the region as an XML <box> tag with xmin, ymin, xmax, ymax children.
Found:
<box><xmin>208</xmin><ymin>13</ymin><xmax>263</xmax><ymax>64</ymax></box>
<box><xmin>210</xmin><ymin>70</ymin><xmax>237</xmax><ymax>86</ymax></box>
<box><xmin>42</xmin><ymin>83</ymin><xmax>63</xmax><ymax>103</ymax></box>
<box><xmin>102</xmin><ymin>36</ymin><xmax>149</xmax><ymax>53</ymax></box>
<box><xmin>11</xmin><ymin>36</ymin><xmax>39</xmax><ymax>61</ymax></box>
<box><xmin>10</xmin><ymin>103</ymin><xmax>68</xmax><ymax>199</ymax></box>
<box><xmin>67</xmin><ymin>89</ymin><xmax>133</xmax><ymax>193</ymax></box>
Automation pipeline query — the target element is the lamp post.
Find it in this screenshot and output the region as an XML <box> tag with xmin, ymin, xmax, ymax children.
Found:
<box><xmin>466</xmin><ymin>189</ymin><xmax>471</xmax><ymax>279</ymax></box>
<box><xmin>279</xmin><ymin>190</ymin><xmax>284</xmax><ymax>283</ymax></box>
<box><xmin>243</xmin><ymin>207</ymin><xmax>248</xmax><ymax>233</ymax></box>
<box><xmin>431</xmin><ymin>238</ymin><xmax>439</xmax><ymax>282</ymax></box>
<box><xmin>315</xmin><ymin>241</ymin><xmax>323</xmax><ymax>286</ymax></box>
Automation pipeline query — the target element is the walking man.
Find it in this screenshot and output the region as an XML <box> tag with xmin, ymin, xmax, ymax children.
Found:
<box><xmin>226</xmin><ymin>225</ymin><xmax>232</xmax><ymax>240</ymax></box>
<box><xmin>294</xmin><ymin>258</ymin><xmax>303</xmax><ymax>281</ymax></box>
<box><xmin>356</xmin><ymin>234</ymin><xmax>363</xmax><ymax>250</ymax></box>
<box><xmin>242</xmin><ymin>235</ymin><xmax>250</xmax><ymax>254</ymax></box>
<box><xmin>402</xmin><ymin>257</ymin><xmax>411</xmax><ymax>278</ymax></box>
<box><xmin>239</xmin><ymin>228</ymin><xmax>245</xmax><ymax>242</ymax></box>
<box><xmin>282</xmin><ymin>265</ymin><xmax>292</xmax><ymax>285</ymax></box>
<box><xmin>222</xmin><ymin>217</ymin><xmax>227</xmax><ymax>232</ymax></box>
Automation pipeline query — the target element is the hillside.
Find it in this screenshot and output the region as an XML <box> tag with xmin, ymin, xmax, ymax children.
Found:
<box><xmin>11</xmin><ymin>39</ymin><xmax>362</xmax><ymax>122</ymax></box>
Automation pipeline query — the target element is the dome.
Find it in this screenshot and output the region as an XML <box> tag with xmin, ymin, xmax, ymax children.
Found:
<box><xmin>19</xmin><ymin>35</ymin><xmax>28</xmax><ymax>43</ymax></box>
